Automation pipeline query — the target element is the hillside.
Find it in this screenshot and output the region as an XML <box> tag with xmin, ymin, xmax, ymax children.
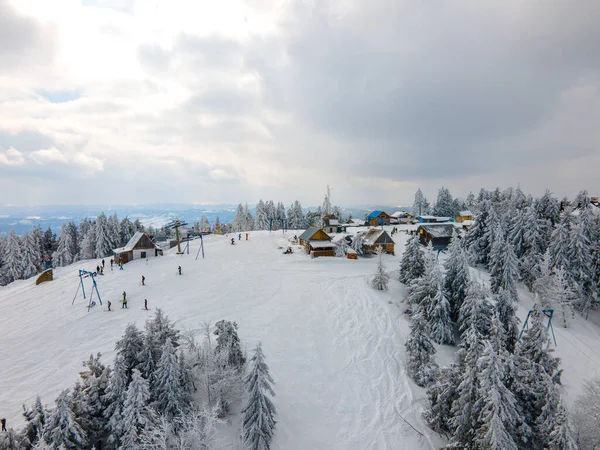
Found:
<box><xmin>1</xmin><ymin>227</ymin><xmax>598</xmax><ymax>449</ymax></box>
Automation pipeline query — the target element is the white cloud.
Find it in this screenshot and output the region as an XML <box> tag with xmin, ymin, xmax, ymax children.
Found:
<box><xmin>0</xmin><ymin>147</ymin><xmax>25</xmax><ymax>166</ymax></box>
<box><xmin>29</xmin><ymin>147</ymin><xmax>68</xmax><ymax>164</ymax></box>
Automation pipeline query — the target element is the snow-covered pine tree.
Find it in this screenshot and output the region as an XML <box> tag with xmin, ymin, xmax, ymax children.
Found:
<box><xmin>103</xmin><ymin>359</ymin><xmax>128</xmax><ymax>446</ymax></box>
<box><xmin>412</xmin><ymin>188</ymin><xmax>429</xmax><ymax>217</ymax></box>
<box><xmin>255</xmin><ymin>200</ymin><xmax>269</xmax><ymax>230</ymax></box>
<box><xmin>424</xmin><ymin>364</ymin><xmax>460</xmax><ymax>435</ymax></box>
<box><xmin>520</xmin><ymin>207</ymin><xmax>546</xmax><ymax>290</ymax></box>
<box><xmin>153</xmin><ymin>338</ymin><xmax>184</xmax><ymax>420</ymax></box>
<box><xmin>133</xmin><ymin>218</ymin><xmax>144</xmax><ymax>232</ymax></box>
<box><xmin>42</xmin><ymin>390</ymin><xmax>87</xmax><ymax>449</ymax></box>
<box><xmin>457</xmin><ymin>281</ymin><xmax>493</xmax><ymax>340</ymax></box>
<box><xmin>537</xmin><ymin>189</ymin><xmax>561</xmax><ymax>226</ymax></box>
<box><xmin>79</xmin><ymin>221</ymin><xmax>97</xmax><ymax>260</ymax></box>
<box><xmin>465</xmin><ymin>199</ymin><xmax>490</xmax><ymax>264</ymax></box>
<box><xmin>71</xmin><ymin>353</ymin><xmax>111</xmax><ymax>449</ymax></box>
<box><xmin>494</xmin><ymin>289</ymin><xmax>520</xmax><ymax>352</ymax></box>
<box><xmin>0</xmin><ymin>233</ymin><xmax>7</xmax><ymax>286</ymax></box>
<box><xmin>398</xmin><ymin>233</ymin><xmax>425</xmax><ymax>285</ymax></box>
<box><xmin>548</xmin><ymin>213</ymin><xmax>571</xmax><ymax>272</ymax></box>
<box><xmin>546</xmin><ymin>398</ymin><xmax>577</xmax><ymax>450</ymax></box>
<box><xmin>350</xmin><ymin>232</ymin><xmax>364</xmax><ymax>256</ymax></box>
<box><xmin>120</xmin><ymin>216</ymin><xmax>135</xmax><ymax>246</ymax></box>
<box><xmin>406</xmin><ymin>246</ymin><xmax>437</xmax><ymax>317</ymax></box>
<box><xmin>509</xmin><ymin>208</ymin><xmax>527</xmax><ymax>259</ymax></box>
<box><xmin>480</xmin><ymin>203</ymin><xmax>501</xmax><ymax>266</ymax></box>
<box><xmin>21</xmin><ymin>231</ymin><xmax>42</xmax><ymax>279</ymax></box>
<box><xmin>4</xmin><ymin>230</ymin><xmax>23</xmax><ymax>282</ymax></box>
<box><xmin>214</xmin><ymin>320</ymin><xmax>246</xmax><ymax>371</ymax></box>
<box><xmin>199</xmin><ymin>215</ymin><xmax>210</xmax><ymax>232</ymax></box>
<box><xmin>322</xmin><ymin>185</ymin><xmax>332</xmax><ymax>216</ymax></box>
<box><xmin>120</xmin><ymin>369</ymin><xmax>158</xmax><ymax>450</ymax></box>
<box><xmin>568</xmin><ymin>220</ymin><xmax>594</xmax><ymax>314</ymax></box>
<box><xmin>443</xmin><ymin>230</ymin><xmax>470</xmax><ymax>322</ymax></box>
<box><xmin>32</xmin><ymin>226</ymin><xmax>45</xmax><ymax>269</ymax></box>
<box><xmin>232</xmin><ymin>204</ymin><xmax>246</xmax><ymax>232</ymax></box>
<box><xmin>142</xmin><ymin>309</ymin><xmax>180</xmax><ymax>383</ymax></box>
<box><xmin>115</xmin><ymin>324</ymin><xmax>146</xmax><ymax>383</ymax></box>
<box><xmin>428</xmin><ymin>278</ymin><xmax>455</xmax><ymax>345</ymax></box>
<box><xmin>536</xmin><ymin>261</ymin><xmax>575</xmax><ymax>328</ymax></box>
<box><xmin>405</xmin><ymin>312</ymin><xmax>438</xmax><ymax>387</ymax></box>
<box><xmin>22</xmin><ymin>395</ymin><xmax>48</xmax><ymax>446</ymax></box>
<box><xmin>107</xmin><ymin>213</ymin><xmax>120</xmax><ymax>249</ymax></box>
<box><xmin>433</xmin><ymin>186</ymin><xmax>455</xmax><ymax>218</ymax></box>
<box><xmin>473</xmin><ymin>339</ymin><xmax>520</xmax><ymax>450</ymax></box>
<box><xmin>287</xmin><ymin>201</ymin><xmax>303</xmax><ymax>229</ymax></box>
<box><xmin>53</xmin><ymin>223</ymin><xmax>74</xmax><ymax>267</ymax></box>
<box><xmin>371</xmin><ymin>249</ymin><xmax>390</xmax><ymax>291</ymax></box>
<box><xmin>241</xmin><ymin>343</ymin><xmax>276</xmax><ymax>450</ymax></box>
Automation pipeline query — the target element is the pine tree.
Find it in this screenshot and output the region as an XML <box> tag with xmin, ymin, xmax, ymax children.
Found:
<box><xmin>433</xmin><ymin>186</ymin><xmax>455</xmax><ymax>218</ymax></box>
<box><xmin>287</xmin><ymin>200</ymin><xmax>304</xmax><ymax>229</ymax></box>
<box><xmin>120</xmin><ymin>369</ymin><xmax>157</xmax><ymax>450</ymax></box>
<box><xmin>153</xmin><ymin>338</ymin><xmax>184</xmax><ymax>419</ymax></box>
<box><xmin>79</xmin><ymin>221</ymin><xmax>97</xmax><ymax>260</ymax></box>
<box><xmin>443</xmin><ymin>231</ymin><xmax>470</xmax><ymax>322</ymax></box>
<box><xmin>546</xmin><ymin>399</ymin><xmax>577</xmax><ymax>450</ymax></box>
<box><xmin>232</xmin><ymin>204</ymin><xmax>246</xmax><ymax>232</ymax></box>
<box><xmin>495</xmin><ymin>289</ymin><xmax>519</xmax><ymax>352</ymax></box>
<box><xmin>473</xmin><ymin>339</ymin><xmax>520</xmax><ymax>450</ymax></box>
<box><xmin>371</xmin><ymin>249</ymin><xmax>390</xmax><ymax>291</ymax></box>
<box><xmin>568</xmin><ymin>220</ymin><xmax>593</xmax><ymax>313</ymax></box>
<box><xmin>4</xmin><ymin>230</ymin><xmax>23</xmax><ymax>282</ymax></box>
<box><xmin>245</xmin><ymin>203</ymin><xmax>255</xmax><ymax>231</ymax></box>
<box><xmin>399</xmin><ymin>234</ymin><xmax>425</xmax><ymax>284</ymax></box>
<box><xmin>53</xmin><ymin>223</ymin><xmax>74</xmax><ymax>267</ymax></box>
<box><xmin>199</xmin><ymin>215</ymin><xmax>210</xmax><ymax>232</ymax></box>
<box><xmin>115</xmin><ymin>324</ymin><xmax>146</xmax><ymax>382</ymax></box>
<box><xmin>241</xmin><ymin>343</ymin><xmax>276</xmax><ymax>450</ymax></box>
<box><xmin>22</xmin><ymin>231</ymin><xmax>42</xmax><ymax>279</ymax></box>
<box><xmin>350</xmin><ymin>232</ymin><xmax>364</xmax><ymax>256</ymax></box>
<box><xmin>429</xmin><ymin>280</ymin><xmax>455</xmax><ymax>345</ymax></box>
<box><xmin>509</xmin><ymin>208</ymin><xmax>527</xmax><ymax>259</ymax></box>
<box><xmin>214</xmin><ymin>320</ymin><xmax>246</xmax><ymax>371</ymax></box>
<box><xmin>42</xmin><ymin>390</ymin><xmax>87</xmax><ymax>449</ymax></box>
<box><xmin>480</xmin><ymin>204</ymin><xmax>501</xmax><ymax>266</ymax></box>
<box><xmin>457</xmin><ymin>281</ymin><xmax>493</xmax><ymax>341</ymax></box>
<box><xmin>107</xmin><ymin>213</ymin><xmax>121</xmax><ymax>249</ymax></box>
<box><xmin>133</xmin><ymin>218</ymin><xmax>144</xmax><ymax>232</ymax></box>
<box><xmin>412</xmin><ymin>188</ymin><xmax>429</xmax><ymax>217</ymax></box>
<box><xmin>322</xmin><ymin>185</ymin><xmax>332</xmax><ymax>216</ymax></box>
<box><xmin>255</xmin><ymin>200</ymin><xmax>269</xmax><ymax>230</ymax></box>
<box><xmin>548</xmin><ymin>213</ymin><xmax>571</xmax><ymax>271</ymax></box>
<box><xmin>22</xmin><ymin>396</ymin><xmax>48</xmax><ymax>446</ymax></box>
<box><xmin>142</xmin><ymin>309</ymin><xmax>180</xmax><ymax>382</ymax></box>
<box><xmin>405</xmin><ymin>312</ymin><xmax>438</xmax><ymax>387</ymax></box>
<box><xmin>103</xmin><ymin>359</ymin><xmax>128</xmax><ymax>446</ymax></box>
<box><xmin>334</xmin><ymin>237</ymin><xmax>347</xmax><ymax>257</ymax></box>
<box><xmin>424</xmin><ymin>365</ymin><xmax>460</xmax><ymax>434</ymax></box>
<box><xmin>406</xmin><ymin>247</ymin><xmax>437</xmax><ymax>318</ymax></box>
<box><xmin>120</xmin><ymin>217</ymin><xmax>135</xmax><ymax>246</ymax></box>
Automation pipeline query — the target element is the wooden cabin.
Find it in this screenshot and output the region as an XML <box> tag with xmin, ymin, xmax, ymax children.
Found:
<box><xmin>309</xmin><ymin>241</ymin><xmax>336</xmax><ymax>258</ymax></box>
<box><xmin>367</xmin><ymin>210</ymin><xmax>391</xmax><ymax>226</ymax></box>
<box><xmin>417</xmin><ymin>224</ymin><xmax>455</xmax><ymax>249</ymax></box>
<box><xmin>113</xmin><ymin>232</ymin><xmax>162</xmax><ymax>265</ymax></box>
<box><xmin>361</xmin><ymin>228</ymin><xmax>395</xmax><ymax>255</ymax></box>
<box><xmin>455</xmin><ymin>210</ymin><xmax>474</xmax><ymax>223</ymax></box>
<box><xmin>298</xmin><ymin>227</ymin><xmax>332</xmax><ymax>246</ymax></box>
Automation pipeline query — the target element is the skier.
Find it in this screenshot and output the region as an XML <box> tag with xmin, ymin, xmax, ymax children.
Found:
<box><xmin>100</xmin><ymin>266</ymin><xmax>104</xmax><ymax>275</ymax></box>
<box><xmin>122</xmin><ymin>298</ymin><xmax>128</xmax><ymax>309</ymax></box>
<box><xmin>102</xmin><ymin>259</ymin><xmax>105</xmax><ymax>268</ymax></box>
<box><xmin>119</xmin><ymin>261</ymin><xmax>124</xmax><ymax>270</ymax></box>
<box><xmin>178</xmin><ymin>265</ymin><xmax>182</xmax><ymax>275</ymax></box>
<box><xmin>142</xmin><ymin>275</ymin><xmax>145</xmax><ymax>286</ymax></box>
<box><xmin>231</xmin><ymin>238</ymin><xmax>235</xmax><ymax>245</ymax></box>
<box><xmin>144</xmin><ymin>299</ymin><xmax>148</xmax><ymax>310</ymax></box>
<box><xmin>246</xmin><ymin>233</ymin><xmax>249</xmax><ymax>240</ymax></box>
<box><xmin>96</xmin><ymin>265</ymin><xmax>100</xmax><ymax>274</ymax></box>
<box><xmin>110</xmin><ymin>259</ymin><xmax>114</xmax><ymax>268</ymax></box>
<box><xmin>1</xmin><ymin>418</ymin><xmax>6</xmax><ymax>432</ymax></box>
<box><xmin>238</xmin><ymin>233</ymin><xmax>242</xmax><ymax>241</ymax></box>
<box><xmin>107</xmin><ymin>300</ymin><xmax>112</xmax><ymax>311</ymax></box>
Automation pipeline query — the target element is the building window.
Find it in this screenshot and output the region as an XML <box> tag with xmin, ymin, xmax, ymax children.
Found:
<box><xmin>141</xmin><ymin>251</ymin><xmax>146</xmax><ymax>258</ymax></box>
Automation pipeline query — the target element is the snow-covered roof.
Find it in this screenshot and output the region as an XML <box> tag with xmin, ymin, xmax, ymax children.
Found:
<box><xmin>417</xmin><ymin>215</ymin><xmax>436</xmax><ymax>219</ymax></box>
<box><xmin>435</xmin><ymin>217</ymin><xmax>451</xmax><ymax>222</ymax></box>
<box><xmin>113</xmin><ymin>232</ymin><xmax>157</xmax><ymax>253</ymax></box>
<box><xmin>309</xmin><ymin>241</ymin><xmax>336</xmax><ymax>248</ymax></box>
<box><xmin>418</xmin><ymin>224</ymin><xmax>455</xmax><ymax>238</ymax></box>
<box><xmin>362</xmin><ymin>228</ymin><xmax>393</xmax><ymax>246</ymax></box>
<box><xmin>329</xmin><ymin>219</ymin><xmax>340</xmax><ymax>225</ymax></box>
<box><xmin>346</xmin><ymin>219</ymin><xmax>363</xmax><ymax>226</ymax></box>
<box><xmin>459</xmin><ymin>210</ymin><xmax>473</xmax><ymax>216</ymax></box>
<box><xmin>299</xmin><ymin>227</ymin><xmax>330</xmax><ymax>241</ymax></box>
<box><xmin>391</xmin><ymin>211</ymin><xmax>409</xmax><ymax>218</ymax></box>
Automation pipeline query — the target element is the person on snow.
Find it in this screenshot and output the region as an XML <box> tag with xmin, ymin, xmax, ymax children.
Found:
<box><xmin>119</xmin><ymin>261</ymin><xmax>124</xmax><ymax>270</ymax></box>
<box><xmin>246</xmin><ymin>233</ymin><xmax>249</xmax><ymax>240</ymax></box>
<box><xmin>231</xmin><ymin>238</ymin><xmax>235</xmax><ymax>245</ymax></box>
<box><xmin>110</xmin><ymin>259</ymin><xmax>114</xmax><ymax>268</ymax></box>
<box><xmin>142</xmin><ymin>275</ymin><xmax>145</xmax><ymax>286</ymax></box>
<box><xmin>144</xmin><ymin>299</ymin><xmax>148</xmax><ymax>310</ymax></box>
<box><xmin>178</xmin><ymin>265</ymin><xmax>182</xmax><ymax>275</ymax></box>
<box><xmin>100</xmin><ymin>266</ymin><xmax>104</xmax><ymax>275</ymax></box>
<box><xmin>238</xmin><ymin>233</ymin><xmax>242</xmax><ymax>240</ymax></box>
<box><xmin>122</xmin><ymin>298</ymin><xmax>128</xmax><ymax>309</ymax></box>
<box><xmin>1</xmin><ymin>418</ymin><xmax>6</xmax><ymax>432</ymax></box>
<box><xmin>102</xmin><ymin>259</ymin><xmax>105</xmax><ymax>268</ymax></box>
<box><xmin>96</xmin><ymin>265</ymin><xmax>100</xmax><ymax>274</ymax></box>
<box><xmin>107</xmin><ymin>301</ymin><xmax>112</xmax><ymax>311</ymax></box>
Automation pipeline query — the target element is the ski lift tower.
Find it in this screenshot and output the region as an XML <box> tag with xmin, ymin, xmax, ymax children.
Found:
<box><xmin>165</xmin><ymin>219</ymin><xmax>188</xmax><ymax>255</ymax></box>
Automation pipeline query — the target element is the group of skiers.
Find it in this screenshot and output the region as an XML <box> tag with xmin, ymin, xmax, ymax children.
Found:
<box><xmin>230</xmin><ymin>233</ymin><xmax>250</xmax><ymax>245</ymax></box>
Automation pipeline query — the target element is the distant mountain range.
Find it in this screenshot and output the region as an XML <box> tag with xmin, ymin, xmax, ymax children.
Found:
<box><xmin>0</xmin><ymin>203</ymin><xmax>411</xmax><ymax>235</ymax></box>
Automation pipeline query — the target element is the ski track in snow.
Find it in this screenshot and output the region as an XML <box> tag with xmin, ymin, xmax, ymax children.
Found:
<box><xmin>0</xmin><ymin>229</ymin><xmax>444</xmax><ymax>449</ymax></box>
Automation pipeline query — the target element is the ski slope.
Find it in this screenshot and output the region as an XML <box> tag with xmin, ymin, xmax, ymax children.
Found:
<box><xmin>1</xmin><ymin>227</ymin><xmax>599</xmax><ymax>449</ymax></box>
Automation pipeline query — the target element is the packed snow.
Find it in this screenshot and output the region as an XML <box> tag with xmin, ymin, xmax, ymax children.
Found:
<box><xmin>1</xmin><ymin>226</ymin><xmax>599</xmax><ymax>448</ymax></box>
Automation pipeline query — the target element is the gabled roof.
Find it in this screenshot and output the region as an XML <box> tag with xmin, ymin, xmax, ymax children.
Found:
<box><xmin>367</xmin><ymin>210</ymin><xmax>390</xmax><ymax>220</ymax></box>
<box><xmin>362</xmin><ymin>228</ymin><xmax>394</xmax><ymax>246</ymax></box>
<box><xmin>329</xmin><ymin>219</ymin><xmax>340</xmax><ymax>226</ymax></box>
<box><xmin>459</xmin><ymin>210</ymin><xmax>473</xmax><ymax>216</ymax></box>
<box><xmin>298</xmin><ymin>227</ymin><xmax>330</xmax><ymax>241</ymax></box>
<box><xmin>391</xmin><ymin>211</ymin><xmax>409</xmax><ymax>218</ymax></box>
<box><xmin>418</xmin><ymin>224</ymin><xmax>455</xmax><ymax>238</ymax></box>
<box><xmin>113</xmin><ymin>232</ymin><xmax>157</xmax><ymax>254</ymax></box>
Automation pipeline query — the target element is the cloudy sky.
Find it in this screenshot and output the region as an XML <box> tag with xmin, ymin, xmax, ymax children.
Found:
<box><xmin>1</xmin><ymin>0</ymin><xmax>598</xmax><ymax>207</ymax></box>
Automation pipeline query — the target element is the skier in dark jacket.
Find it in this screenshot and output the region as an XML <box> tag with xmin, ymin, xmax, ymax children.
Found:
<box><xmin>231</xmin><ymin>238</ymin><xmax>235</xmax><ymax>245</ymax></box>
<box><xmin>142</xmin><ymin>275</ymin><xmax>145</xmax><ymax>286</ymax></box>
<box><xmin>1</xmin><ymin>418</ymin><xmax>6</xmax><ymax>432</ymax></box>
<box><xmin>144</xmin><ymin>299</ymin><xmax>148</xmax><ymax>310</ymax></box>
<box><xmin>178</xmin><ymin>266</ymin><xmax>182</xmax><ymax>275</ymax></box>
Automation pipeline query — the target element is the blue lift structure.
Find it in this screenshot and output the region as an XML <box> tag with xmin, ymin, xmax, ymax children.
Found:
<box><xmin>72</xmin><ymin>269</ymin><xmax>103</xmax><ymax>311</ymax></box>
<box><xmin>518</xmin><ymin>309</ymin><xmax>557</xmax><ymax>346</ymax></box>
<box><xmin>269</xmin><ymin>218</ymin><xmax>288</xmax><ymax>233</ymax></box>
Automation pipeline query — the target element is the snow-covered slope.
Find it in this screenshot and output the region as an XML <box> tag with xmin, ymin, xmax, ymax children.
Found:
<box><xmin>1</xmin><ymin>228</ymin><xmax>599</xmax><ymax>449</ymax></box>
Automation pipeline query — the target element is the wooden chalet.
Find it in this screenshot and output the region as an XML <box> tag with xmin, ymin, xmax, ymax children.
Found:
<box><xmin>113</xmin><ymin>232</ymin><xmax>162</xmax><ymax>265</ymax></box>
<box><xmin>455</xmin><ymin>210</ymin><xmax>474</xmax><ymax>223</ymax></box>
<box><xmin>298</xmin><ymin>227</ymin><xmax>335</xmax><ymax>257</ymax></box>
<box><xmin>417</xmin><ymin>224</ymin><xmax>455</xmax><ymax>249</ymax></box>
<box><xmin>367</xmin><ymin>210</ymin><xmax>391</xmax><ymax>226</ymax></box>
<box><xmin>361</xmin><ymin>228</ymin><xmax>395</xmax><ymax>255</ymax></box>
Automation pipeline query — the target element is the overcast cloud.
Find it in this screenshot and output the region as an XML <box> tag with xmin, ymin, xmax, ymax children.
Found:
<box><xmin>0</xmin><ymin>0</ymin><xmax>598</xmax><ymax>207</ymax></box>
